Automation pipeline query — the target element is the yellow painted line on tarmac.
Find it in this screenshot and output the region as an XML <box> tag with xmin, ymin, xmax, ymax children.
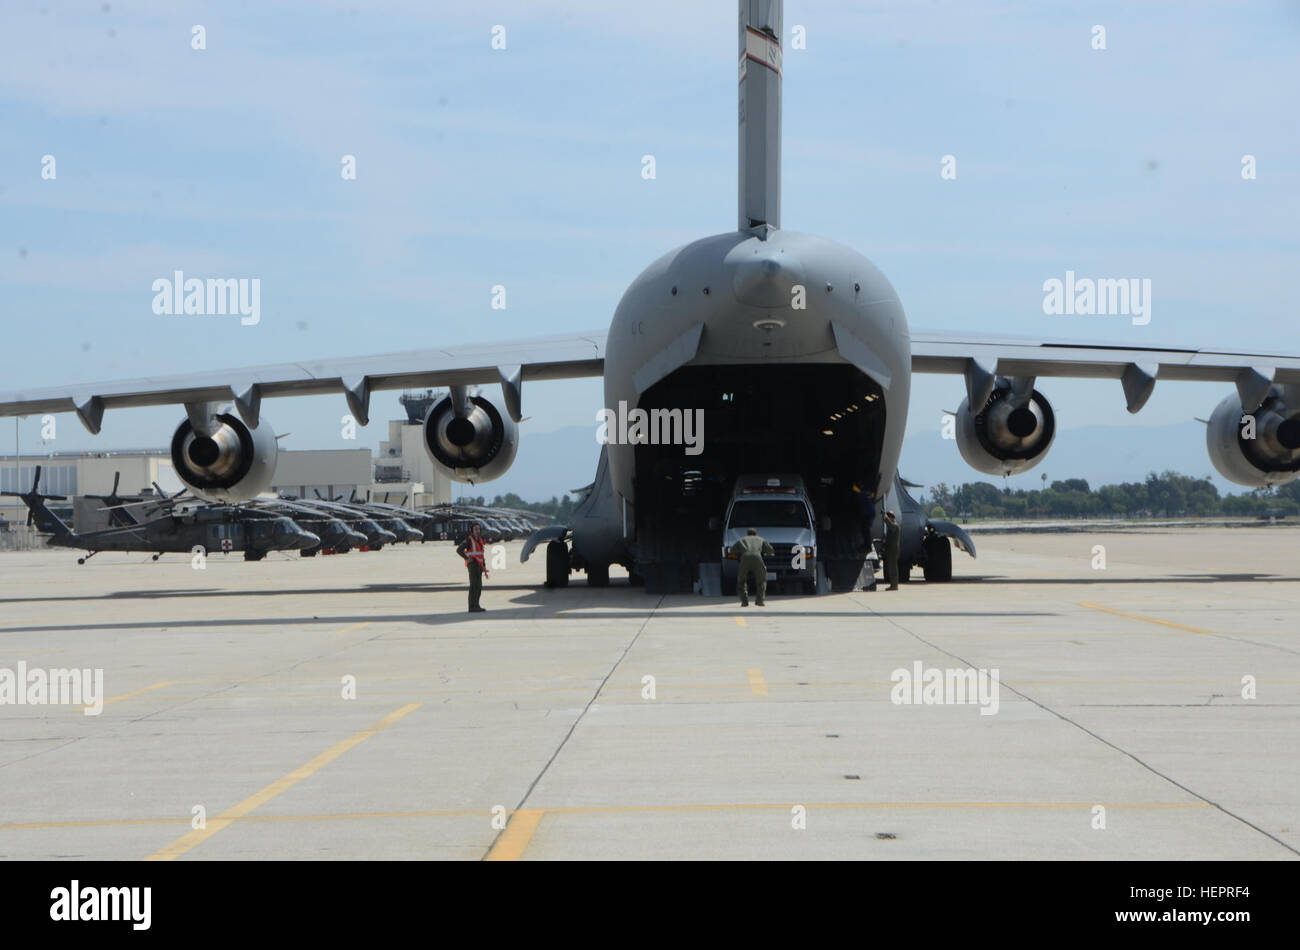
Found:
<box><xmin>1079</xmin><ymin>602</ymin><xmax>1217</xmax><ymax>635</ymax></box>
<box><xmin>484</xmin><ymin>809</ymin><xmax>545</xmax><ymax>861</ymax></box>
<box><xmin>3</xmin><ymin>800</ymin><xmax>1208</xmax><ymax>836</ymax></box>
<box><xmin>143</xmin><ymin>701</ymin><xmax>421</xmax><ymax>861</ymax></box>
<box><xmin>747</xmin><ymin>668</ymin><xmax>768</xmax><ymax>696</ymax></box>
<box><xmin>335</xmin><ymin>622</ymin><xmax>373</xmax><ymax>636</ymax></box>
<box><xmin>734</xmin><ymin>616</ymin><xmax>747</xmax><ymax>627</ymax></box>
<box><xmin>3</xmin><ymin>807</ymin><xmax>484</xmax><ymax>832</ymax></box>
<box><xmin>81</xmin><ymin>680</ymin><xmax>175</xmax><ymax>712</ymax></box>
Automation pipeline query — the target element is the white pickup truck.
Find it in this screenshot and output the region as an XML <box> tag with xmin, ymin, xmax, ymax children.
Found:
<box><xmin>720</xmin><ymin>474</ymin><xmax>819</xmax><ymax>595</ymax></box>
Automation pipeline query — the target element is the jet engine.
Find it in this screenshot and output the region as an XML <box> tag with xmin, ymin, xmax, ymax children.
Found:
<box><xmin>955</xmin><ymin>378</ymin><xmax>1056</xmax><ymax>476</ymax></box>
<box><xmin>1206</xmin><ymin>384</ymin><xmax>1300</xmax><ymax>487</ymax></box>
<box><xmin>170</xmin><ymin>410</ymin><xmax>278</xmax><ymax>502</ymax></box>
<box><xmin>423</xmin><ymin>389</ymin><xmax>518</xmax><ymax>483</ymax></box>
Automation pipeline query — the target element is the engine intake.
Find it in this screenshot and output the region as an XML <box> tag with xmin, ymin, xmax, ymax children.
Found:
<box><xmin>955</xmin><ymin>379</ymin><xmax>1056</xmax><ymax>476</ymax></box>
<box><xmin>1206</xmin><ymin>384</ymin><xmax>1300</xmax><ymax>487</ymax></box>
<box><xmin>171</xmin><ymin>411</ymin><xmax>277</xmax><ymax>501</ymax></box>
<box><xmin>423</xmin><ymin>391</ymin><xmax>518</xmax><ymax>483</ymax></box>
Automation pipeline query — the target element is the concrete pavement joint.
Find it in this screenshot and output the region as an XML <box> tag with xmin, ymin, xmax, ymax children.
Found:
<box><xmin>853</xmin><ymin>594</ymin><xmax>1300</xmax><ymax>857</ymax></box>
<box><xmin>481</xmin><ymin>595</ymin><xmax>665</xmax><ymax>861</ymax></box>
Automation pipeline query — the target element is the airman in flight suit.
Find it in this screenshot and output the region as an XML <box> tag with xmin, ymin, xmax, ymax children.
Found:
<box><xmin>730</xmin><ymin>528</ymin><xmax>775</xmax><ymax>606</ymax></box>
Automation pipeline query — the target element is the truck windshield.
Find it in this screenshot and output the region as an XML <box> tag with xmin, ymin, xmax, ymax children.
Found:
<box><xmin>728</xmin><ymin>500</ymin><xmax>810</xmax><ymax>529</ymax></box>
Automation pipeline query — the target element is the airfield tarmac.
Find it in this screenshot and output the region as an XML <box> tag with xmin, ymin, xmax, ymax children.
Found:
<box><xmin>0</xmin><ymin>527</ymin><xmax>1296</xmax><ymax>861</ymax></box>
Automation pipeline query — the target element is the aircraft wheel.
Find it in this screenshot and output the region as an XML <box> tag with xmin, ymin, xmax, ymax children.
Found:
<box><xmin>898</xmin><ymin>560</ymin><xmax>913</xmax><ymax>583</ymax></box>
<box><xmin>77</xmin><ymin>557</ymin><xmax>85</xmax><ymax>565</ymax></box>
<box><xmin>587</xmin><ymin>562</ymin><xmax>609</xmax><ymax>587</ymax></box>
<box><xmin>922</xmin><ymin>536</ymin><xmax>952</xmax><ymax>582</ymax></box>
<box><xmin>545</xmin><ymin>540</ymin><xmax>570</xmax><ymax>588</ymax></box>
<box><xmin>152</xmin><ymin>554</ymin><xmax>161</xmax><ymax>561</ymax></box>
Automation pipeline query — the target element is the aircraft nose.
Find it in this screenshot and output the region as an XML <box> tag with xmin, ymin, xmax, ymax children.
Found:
<box><xmin>297</xmin><ymin>530</ymin><xmax>320</xmax><ymax>549</ymax></box>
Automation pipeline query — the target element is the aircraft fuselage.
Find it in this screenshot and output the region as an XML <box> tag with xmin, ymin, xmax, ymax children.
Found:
<box><xmin>583</xmin><ymin>227</ymin><xmax>912</xmax><ymax>590</ymax></box>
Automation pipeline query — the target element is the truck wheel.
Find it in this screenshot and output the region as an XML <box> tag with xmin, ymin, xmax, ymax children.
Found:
<box><xmin>922</xmin><ymin>536</ymin><xmax>952</xmax><ymax>582</ymax></box>
<box><xmin>587</xmin><ymin>562</ymin><xmax>609</xmax><ymax>587</ymax></box>
<box><xmin>545</xmin><ymin>540</ymin><xmax>570</xmax><ymax>588</ymax></box>
<box><xmin>721</xmin><ymin>573</ymin><xmax>737</xmax><ymax>597</ymax></box>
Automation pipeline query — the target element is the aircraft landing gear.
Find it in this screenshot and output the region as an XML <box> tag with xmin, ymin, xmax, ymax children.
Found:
<box><xmin>586</xmin><ymin>562</ymin><xmax>609</xmax><ymax>587</ymax></box>
<box><xmin>151</xmin><ymin>553</ymin><xmax>162</xmax><ymax>561</ymax></box>
<box><xmin>77</xmin><ymin>551</ymin><xmax>99</xmax><ymax>565</ymax></box>
<box><xmin>922</xmin><ymin>535</ymin><xmax>952</xmax><ymax>582</ymax></box>
<box><xmin>545</xmin><ymin>540</ymin><xmax>570</xmax><ymax>588</ymax></box>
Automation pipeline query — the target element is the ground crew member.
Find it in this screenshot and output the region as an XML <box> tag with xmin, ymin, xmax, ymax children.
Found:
<box><xmin>882</xmin><ymin>509</ymin><xmax>900</xmax><ymax>591</ymax></box>
<box><xmin>455</xmin><ymin>522</ymin><xmax>489</xmax><ymax>612</ymax></box>
<box><xmin>730</xmin><ymin>527</ymin><xmax>774</xmax><ymax>607</ymax></box>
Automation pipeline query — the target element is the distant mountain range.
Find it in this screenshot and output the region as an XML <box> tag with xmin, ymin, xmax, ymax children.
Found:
<box><xmin>463</xmin><ymin>420</ymin><xmax>1239</xmax><ymax>504</ymax></box>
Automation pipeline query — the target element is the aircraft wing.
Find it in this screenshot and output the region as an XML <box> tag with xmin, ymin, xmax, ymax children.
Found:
<box><xmin>0</xmin><ymin>329</ymin><xmax>607</xmax><ymax>431</ymax></box>
<box><xmin>909</xmin><ymin>328</ymin><xmax>1300</xmax><ymax>412</ymax></box>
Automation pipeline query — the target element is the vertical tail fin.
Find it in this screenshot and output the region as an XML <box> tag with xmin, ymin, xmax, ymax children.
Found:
<box><xmin>22</xmin><ymin>495</ymin><xmax>74</xmax><ymax>539</ymax></box>
<box><xmin>738</xmin><ymin>0</ymin><xmax>783</xmax><ymax>232</ymax></box>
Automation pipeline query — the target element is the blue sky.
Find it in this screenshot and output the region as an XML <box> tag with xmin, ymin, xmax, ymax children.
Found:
<box><xmin>2</xmin><ymin>0</ymin><xmax>1298</xmax><ymax>498</ymax></box>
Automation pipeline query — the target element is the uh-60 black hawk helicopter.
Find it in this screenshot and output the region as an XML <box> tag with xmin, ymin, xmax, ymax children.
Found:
<box><xmin>2</xmin><ymin>466</ymin><xmax>319</xmax><ymax>564</ymax></box>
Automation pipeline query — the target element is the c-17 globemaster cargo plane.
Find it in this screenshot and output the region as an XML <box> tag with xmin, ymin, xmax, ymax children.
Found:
<box><xmin>4</xmin><ymin>0</ymin><xmax>1299</xmax><ymax>593</ymax></box>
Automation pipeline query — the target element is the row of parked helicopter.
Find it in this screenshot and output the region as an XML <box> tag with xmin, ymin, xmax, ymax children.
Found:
<box><xmin>1</xmin><ymin>466</ymin><xmax>548</xmax><ymax>564</ymax></box>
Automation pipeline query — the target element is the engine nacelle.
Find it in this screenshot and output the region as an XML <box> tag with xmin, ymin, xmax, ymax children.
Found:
<box><xmin>423</xmin><ymin>391</ymin><xmax>518</xmax><ymax>483</ymax></box>
<box><xmin>1206</xmin><ymin>385</ymin><xmax>1300</xmax><ymax>487</ymax></box>
<box><xmin>171</xmin><ymin>411</ymin><xmax>278</xmax><ymax>502</ymax></box>
<box><xmin>955</xmin><ymin>379</ymin><xmax>1056</xmax><ymax>476</ymax></box>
